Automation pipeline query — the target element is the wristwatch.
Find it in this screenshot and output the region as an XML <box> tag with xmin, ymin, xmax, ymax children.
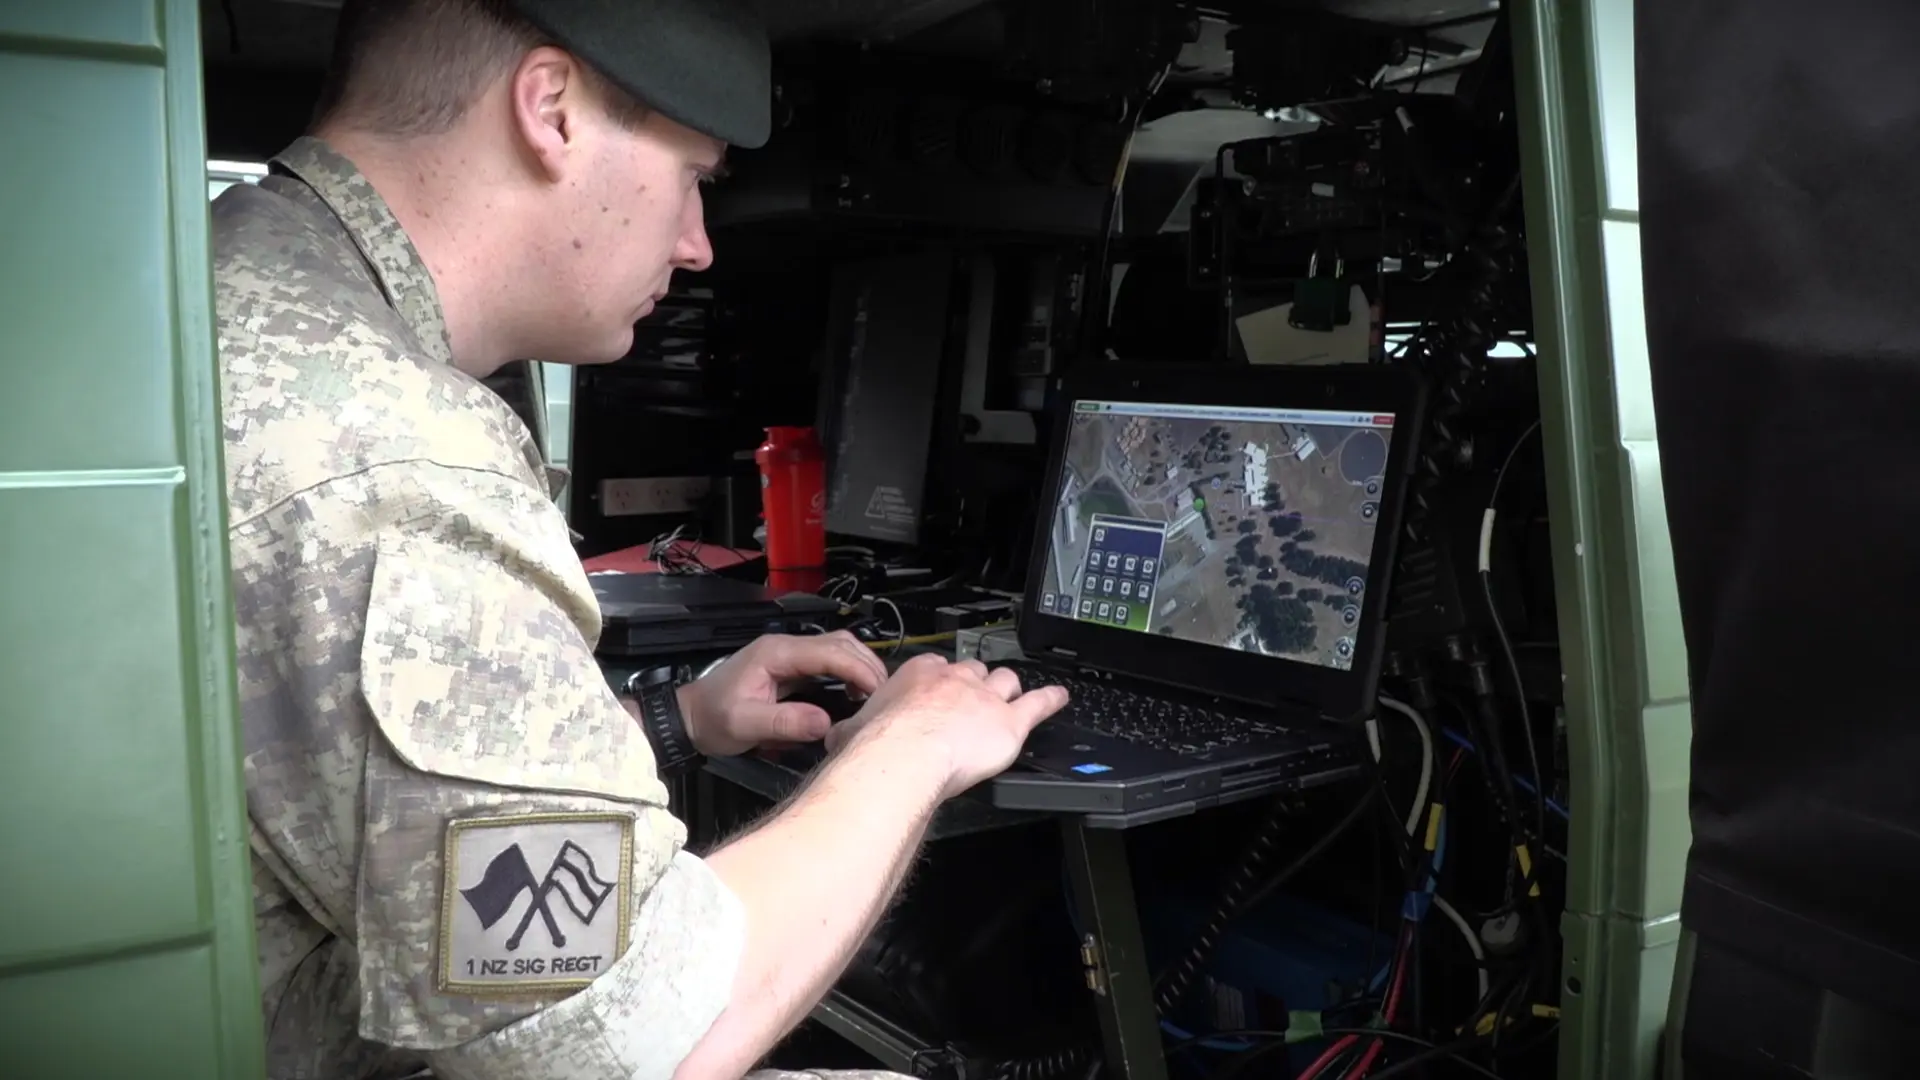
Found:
<box><xmin>623</xmin><ymin>669</ymin><xmax>703</xmax><ymax>776</ymax></box>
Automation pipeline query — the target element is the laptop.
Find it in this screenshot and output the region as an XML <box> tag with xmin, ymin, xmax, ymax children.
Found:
<box><xmin>589</xmin><ymin>572</ymin><xmax>842</xmax><ymax>660</ymax></box>
<box><xmin>985</xmin><ymin>362</ymin><xmax>1426</xmax><ymax>822</ymax></box>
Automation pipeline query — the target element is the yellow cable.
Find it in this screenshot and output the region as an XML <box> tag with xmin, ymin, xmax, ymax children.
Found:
<box><xmin>870</xmin><ymin>632</ymin><xmax>957</xmax><ymax>650</ymax></box>
<box><xmin>1471</xmin><ymin>1004</ymin><xmax>1561</xmax><ymax>1037</ymax></box>
<box><xmin>1515</xmin><ymin>844</ymin><xmax>1541</xmax><ymax>897</ymax></box>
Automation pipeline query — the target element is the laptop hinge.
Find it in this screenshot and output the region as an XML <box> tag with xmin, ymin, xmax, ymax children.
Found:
<box><xmin>1043</xmin><ymin>650</ymin><xmax>1321</xmax><ymax>716</ymax></box>
<box><xmin>1045</xmin><ymin>650</ymin><xmax>1147</xmax><ymax>686</ymax></box>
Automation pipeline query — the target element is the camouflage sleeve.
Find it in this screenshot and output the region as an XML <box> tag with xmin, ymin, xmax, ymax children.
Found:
<box><xmin>426</xmin><ymin>852</ymin><xmax>745</xmax><ymax>1080</ymax></box>
<box><xmin>335</xmin><ymin>461</ymin><xmax>745</xmax><ymax>1076</ymax></box>
<box><xmin>747</xmin><ymin>1073</ymin><xmax>917</xmax><ymax>1079</ymax></box>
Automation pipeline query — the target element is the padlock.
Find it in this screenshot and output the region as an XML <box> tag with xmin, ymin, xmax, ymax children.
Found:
<box><xmin>1289</xmin><ymin>250</ymin><xmax>1352</xmax><ymax>333</ymax></box>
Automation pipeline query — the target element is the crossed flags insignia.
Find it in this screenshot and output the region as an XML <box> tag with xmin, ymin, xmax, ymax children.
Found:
<box><xmin>460</xmin><ymin>840</ymin><xmax>617</xmax><ymax>950</ymax></box>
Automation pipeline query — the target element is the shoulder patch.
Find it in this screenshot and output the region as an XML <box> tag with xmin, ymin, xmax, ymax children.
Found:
<box><xmin>439</xmin><ymin>812</ymin><xmax>633</xmax><ymax>996</ymax></box>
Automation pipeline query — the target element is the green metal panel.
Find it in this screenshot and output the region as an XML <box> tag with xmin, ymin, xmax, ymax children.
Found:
<box><xmin>0</xmin><ymin>1</ymin><xmax>264</xmax><ymax>1078</ymax></box>
<box><xmin>1510</xmin><ymin>2</ymin><xmax>1692</xmax><ymax>1078</ymax></box>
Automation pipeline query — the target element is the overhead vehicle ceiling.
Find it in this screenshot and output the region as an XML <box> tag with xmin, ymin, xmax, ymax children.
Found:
<box><xmin>201</xmin><ymin>0</ymin><xmax>1496</xmax><ymax>85</ymax></box>
<box><xmin>200</xmin><ymin>0</ymin><xmax>1498</xmax><ymax>170</ymax></box>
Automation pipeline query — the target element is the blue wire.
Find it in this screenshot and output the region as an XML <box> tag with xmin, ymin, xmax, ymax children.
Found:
<box><xmin>1370</xmin><ymin>810</ymin><xmax>1448</xmax><ymax>991</ymax></box>
<box><xmin>1364</xmin><ymin>730</ymin><xmax>1571</xmax><ymax>989</ymax></box>
<box><xmin>1442</xmin><ymin>728</ymin><xmax>1571</xmax><ymax>820</ymax></box>
<box><xmin>1121</xmin><ymin>731</ymin><xmax>1562</xmax><ymax>1057</ymax></box>
<box><xmin>1160</xmin><ymin>1018</ymin><xmax>1254</xmax><ymax>1052</ymax></box>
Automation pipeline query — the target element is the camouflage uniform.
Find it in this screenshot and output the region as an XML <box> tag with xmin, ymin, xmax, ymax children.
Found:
<box><xmin>216</xmin><ymin>136</ymin><xmax>907</xmax><ymax>1080</ymax></box>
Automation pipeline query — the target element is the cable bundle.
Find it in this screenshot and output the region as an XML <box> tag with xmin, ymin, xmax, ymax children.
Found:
<box><xmin>646</xmin><ymin>525</ymin><xmax>714</xmax><ymax>575</ymax></box>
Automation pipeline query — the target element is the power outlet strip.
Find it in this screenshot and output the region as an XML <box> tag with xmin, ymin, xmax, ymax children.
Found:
<box><xmin>598</xmin><ymin>476</ymin><xmax>713</xmax><ymax>517</ymax></box>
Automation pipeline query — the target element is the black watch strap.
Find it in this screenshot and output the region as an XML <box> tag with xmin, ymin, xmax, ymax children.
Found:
<box><xmin>624</xmin><ymin>672</ymin><xmax>702</xmax><ymax>776</ymax></box>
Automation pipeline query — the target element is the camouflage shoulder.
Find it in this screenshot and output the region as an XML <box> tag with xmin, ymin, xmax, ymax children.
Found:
<box><xmin>212</xmin><ymin>179</ymin><xmax>538</xmax><ymax>520</ymax></box>
<box><xmin>212</xmin><ymin>176</ymin><xmax>382</xmax><ymax>332</ymax></box>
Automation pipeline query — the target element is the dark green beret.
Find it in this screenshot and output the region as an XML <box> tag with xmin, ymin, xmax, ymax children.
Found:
<box><xmin>506</xmin><ymin>0</ymin><xmax>772</xmax><ymax>149</ymax></box>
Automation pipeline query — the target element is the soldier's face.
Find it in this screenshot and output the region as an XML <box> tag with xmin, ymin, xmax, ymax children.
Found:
<box><xmin>503</xmin><ymin>51</ymin><xmax>726</xmax><ymax>364</ymax></box>
<box><xmin>563</xmin><ymin>109</ymin><xmax>722</xmax><ymax>363</ymax></box>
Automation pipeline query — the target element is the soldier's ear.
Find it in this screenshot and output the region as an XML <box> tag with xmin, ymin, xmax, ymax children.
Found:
<box><xmin>507</xmin><ymin>46</ymin><xmax>579</xmax><ymax>183</ymax></box>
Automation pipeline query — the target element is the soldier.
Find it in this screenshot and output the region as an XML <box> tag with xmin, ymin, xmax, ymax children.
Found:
<box><xmin>215</xmin><ymin>1</ymin><xmax>1069</xmax><ymax>1078</ymax></box>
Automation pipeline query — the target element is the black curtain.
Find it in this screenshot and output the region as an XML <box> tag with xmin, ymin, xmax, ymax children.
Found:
<box><xmin>1636</xmin><ymin>0</ymin><xmax>1920</xmax><ymax>1014</ymax></box>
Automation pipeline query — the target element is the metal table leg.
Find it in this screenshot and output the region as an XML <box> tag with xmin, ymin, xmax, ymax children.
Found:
<box><xmin>1061</xmin><ymin>820</ymin><xmax>1168</xmax><ymax>1080</ymax></box>
<box><xmin>690</xmin><ymin>768</ymin><xmax>718</xmax><ymax>847</ymax></box>
<box><xmin>812</xmin><ymin>988</ymin><xmax>963</xmax><ymax>1077</ymax></box>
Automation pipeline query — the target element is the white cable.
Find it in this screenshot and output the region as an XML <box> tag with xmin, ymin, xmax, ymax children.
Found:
<box><xmin>1377</xmin><ymin>696</ymin><xmax>1479</xmax><ymax>1000</ymax></box>
<box><xmin>1431</xmin><ymin>894</ymin><xmax>1490</xmax><ymax>1001</ymax></box>
<box><xmin>1481</xmin><ymin>419</ymin><xmax>1543</xmax><ymax>575</ymax></box>
<box><xmin>1476</xmin><ymin>507</ymin><xmax>1497</xmax><ymax>574</ymax></box>
<box><xmin>1378</xmin><ymin>695</ymin><xmax>1434</xmax><ymax>837</ymax></box>
<box><xmin>874</xmin><ymin>597</ymin><xmax>907</xmax><ymax>651</ymax></box>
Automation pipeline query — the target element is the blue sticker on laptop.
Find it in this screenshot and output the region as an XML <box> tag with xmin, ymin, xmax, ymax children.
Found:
<box><xmin>1071</xmin><ymin>763</ymin><xmax>1113</xmax><ymax>775</ymax></box>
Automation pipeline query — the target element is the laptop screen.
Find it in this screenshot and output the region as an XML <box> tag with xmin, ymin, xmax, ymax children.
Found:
<box><xmin>1032</xmin><ymin>397</ymin><xmax>1397</xmax><ymax>673</ymax></box>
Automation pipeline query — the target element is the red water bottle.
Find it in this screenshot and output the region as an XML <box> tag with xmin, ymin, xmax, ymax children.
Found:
<box><xmin>755</xmin><ymin>426</ymin><xmax>827</xmax><ymax>571</ymax></box>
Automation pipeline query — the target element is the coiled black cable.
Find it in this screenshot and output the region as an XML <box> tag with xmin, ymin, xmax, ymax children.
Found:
<box><xmin>990</xmin><ymin>1043</ymin><xmax>1092</xmax><ymax>1080</ymax></box>
<box><xmin>1152</xmin><ymin>786</ymin><xmax>1380</xmax><ymax>1016</ymax></box>
<box><xmin>1402</xmin><ymin>175</ymin><xmax>1523</xmax><ymax>544</ymax></box>
<box><xmin>1149</xmin><ymin>798</ymin><xmax>1293</xmax><ymax>1016</ymax></box>
<box><xmin>990</xmin><ymin>790</ymin><xmax>1380</xmax><ymax>1079</ymax></box>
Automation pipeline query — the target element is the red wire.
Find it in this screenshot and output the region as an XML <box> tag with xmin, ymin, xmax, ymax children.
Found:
<box><xmin>1293</xmin><ymin>1034</ymin><xmax>1361</xmax><ymax>1080</ymax></box>
<box><xmin>1348</xmin><ymin>748</ymin><xmax>1465</xmax><ymax>1080</ymax></box>
<box><xmin>1328</xmin><ymin>753</ymin><xmax>1464</xmax><ymax>1080</ymax></box>
<box><xmin>1297</xmin><ymin>929</ymin><xmax>1415</xmax><ymax>1080</ymax></box>
<box><xmin>1342</xmin><ymin>929</ymin><xmax>1415</xmax><ymax>1080</ymax></box>
<box><xmin>1333</xmin><ymin>745</ymin><xmax>1468</xmax><ymax>1080</ymax></box>
<box><xmin>1346</xmin><ymin>1040</ymin><xmax>1388</xmax><ymax>1078</ymax></box>
<box><xmin>1382</xmin><ymin>936</ymin><xmax>1410</xmax><ymax>1020</ymax></box>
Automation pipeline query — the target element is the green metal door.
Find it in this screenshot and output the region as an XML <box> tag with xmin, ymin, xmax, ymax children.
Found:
<box><xmin>1512</xmin><ymin>2</ymin><xmax>1692</xmax><ymax>1078</ymax></box>
<box><xmin>0</xmin><ymin>3</ymin><xmax>264</xmax><ymax>1078</ymax></box>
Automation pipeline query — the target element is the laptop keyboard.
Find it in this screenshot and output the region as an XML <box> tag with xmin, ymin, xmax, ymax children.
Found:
<box><xmin>1012</xmin><ymin>666</ymin><xmax>1298</xmax><ymax>755</ymax></box>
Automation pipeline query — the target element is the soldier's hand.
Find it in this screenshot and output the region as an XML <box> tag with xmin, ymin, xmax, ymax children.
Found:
<box><xmin>677</xmin><ymin>631</ymin><xmax>888</xmax><ymax>757</ymax></box>
<box><xmin>825</xmin><ymin>654</ymin><xmax>1069</xmax><ymax>800</ymax></box>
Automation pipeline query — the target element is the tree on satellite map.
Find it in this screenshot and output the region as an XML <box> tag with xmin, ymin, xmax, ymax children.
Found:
<box><xmin>1280</xmin><ymin>547</ymin><xmax>1369</xmax><ymax>589</ymax></box>
<box><xmin>1238</xmin><ymin>584</ymin><xmax>1318</xmax><ymax>654</ymax></box>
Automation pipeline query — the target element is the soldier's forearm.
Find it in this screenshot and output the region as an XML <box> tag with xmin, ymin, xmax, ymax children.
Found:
<box><xmin>675</xmin><ymin>735</ymin><xmax>946</xmax><ymax>1078</ymax></box>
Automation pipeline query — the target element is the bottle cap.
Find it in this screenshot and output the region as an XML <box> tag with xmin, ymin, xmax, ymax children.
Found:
<box><xmin>764</xmin><ymin>426</ymin><xmax>817</xmax><ymax>447</ymax></box>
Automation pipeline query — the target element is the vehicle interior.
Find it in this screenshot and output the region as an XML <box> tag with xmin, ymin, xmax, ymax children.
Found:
<box><xmin>2</xmin><ymin>2</ymin><xmax>1687</xmax><ymax>1079</ymax></box>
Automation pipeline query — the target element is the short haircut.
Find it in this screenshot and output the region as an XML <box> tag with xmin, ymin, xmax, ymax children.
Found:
<box><xmin>312</xmin><ymin>0</ymin><xmax>651</xmax><ymax>138</ymax></box>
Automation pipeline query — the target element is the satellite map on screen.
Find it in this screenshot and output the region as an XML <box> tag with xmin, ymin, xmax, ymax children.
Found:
<box><xmin>1035</xmin><ymin>400</ymin><xmax>1395</xmax><ymax>672</ymax></box>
